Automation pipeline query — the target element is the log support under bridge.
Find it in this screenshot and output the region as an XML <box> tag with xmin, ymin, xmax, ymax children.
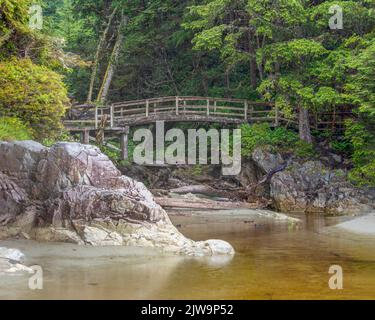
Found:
<box><xmin>75</xmin><ymin>126</ymin><xmax>130</xmax><ymax>161</ymax></box>
<box><xmin>80</xmin><ymin>129</ymin><xmax>90</xmax><ymax>145</ymax></box>
<box><xmin>120</xmin><ymin>126</ymin><xmax>130</xmax><ymax>161</ymax></box>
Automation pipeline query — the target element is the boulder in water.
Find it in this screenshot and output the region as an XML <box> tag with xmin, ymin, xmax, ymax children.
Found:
<box><xmin>0</xmin><ymin>141</ymin><xmax>234</xmax><ymax>256</ymax></box>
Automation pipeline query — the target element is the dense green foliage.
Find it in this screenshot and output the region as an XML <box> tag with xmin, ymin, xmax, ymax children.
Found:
<box><xmin>344</xmin><ymin>40</ymin><xmax>375</xmax><ymax>186</ymax></box>
<box><xmin>0</xmin><ymin>0</ymin><xmax>374</xmax><ymax>185</ymax></box>
<box><xmin>0</xmin><ymin>0</ymin><xmax>70</xmax><ymax>141</ymax></box>
<box><xmin>0</xmin><ymin>59</ymin><xmax>69</xmax><ymax>140</ymax></box>
<box><xmin>0</xmin><ymin>117</ymin><xmax>31</xmax><ymax>141</ymax></box>
<box><xmin>241</xmin><ymin>123</ymin><xmax>316</xmax><ymax>158</ymax></box>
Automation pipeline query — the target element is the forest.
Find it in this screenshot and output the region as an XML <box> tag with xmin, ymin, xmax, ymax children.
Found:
<box><xmin>0</xmin><ymin>0</ymin><xmax>374</xmax><ymax>185</ymax></box>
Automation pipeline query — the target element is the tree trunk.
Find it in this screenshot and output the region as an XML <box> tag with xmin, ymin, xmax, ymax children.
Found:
<box><xmin>97</xmin><ymin>12</ymin><xmax>126</xmax><ymax>104</ymax></box>
<box><xmin>248</xmin><ymin>32</ymin><xmax>257</xmax><ymax>90</ymax></box>
<box><xmin>250</xmin><ymin>55</ymin><xmax>257</xmax><ymax>90</ymax></box>
<box><xmin>87</xmin><ymin>7</ymin><xmax>118</xmax><ymax>103</ymax></box>
<box><xmin>299</xmin><ymin>106</ymin><xmax>313</xmax><ymax>143</ymax></box>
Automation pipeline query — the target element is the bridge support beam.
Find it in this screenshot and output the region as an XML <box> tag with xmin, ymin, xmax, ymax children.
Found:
<box><xmin>120</xmin><ymin>126</ymin><xmax>130</xmax><ymax>161</ymax></box>
<box><xmin>80</xmin><ymin>129</ymin><xmax>90</xmax><ymax>145</ymax></box>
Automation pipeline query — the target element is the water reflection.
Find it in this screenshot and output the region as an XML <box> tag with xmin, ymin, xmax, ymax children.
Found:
<box><xmin>0</xmin><ymin>211</ymin><xmax>375</xmax><ymax>300</ymax></box>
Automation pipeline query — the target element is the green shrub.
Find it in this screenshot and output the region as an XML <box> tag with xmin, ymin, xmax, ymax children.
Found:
<box><xmin>294</xmin><ymin>140</ymin><xmax>316</xmax><ymax>158</ymax></box>
<box><xmin>0</xmin><ymin>117</ymin><xmax>32</xmax><ymax>141</ymax></box>
<box><xmin>241</xmin><ymin>123</ymin><xmax>316</xmax><ymax>158</ymax></box>
<box><xmin>42</xmin><ymin>131</ymin><xmax>77</xmax><ymax>147</ymax></box>
<box><xmin>345</xmin><ymin>120</ymin><xmax>375</xmax><ymax>186</ymax></box>
<box><xmin>100</xmin><ymin>145</ymin><xmax>120</xmax><ymax>163</ymax></box>
<box><xmin>331</xmin><ymin>139</ymin><xmax>353</xmax><ymax>155</ymax></box>
<box><xmin>0</xmin><ymin>59</ymin><xmax>70</xmax><ymax>141</ymax></box>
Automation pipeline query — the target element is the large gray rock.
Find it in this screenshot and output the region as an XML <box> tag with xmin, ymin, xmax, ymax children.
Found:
<box><xmin>270</xmin><ymin>161</ymin><xmax>374</xmax><ymax>215</ymax></box>
<box><xmin>0</xmin><ymin>247</ymin><xmax>33</xmax><ymax>274</ymax></box>
<box><xmin>252</xmin><ymin>147</ymin><xmax>285</xmax><ymax>174</ymax></box>
<box><xmin>0</xmin><ymin>173</ymin><xmax>28</xmax><ymax>224</ymax></box>
<box><xmin>0</xmin><ymin>141</ymin><xmax>234</xmax><ymax>256</ymax></box>
<box><xmin>0</xmin><ymin>247</ymin><xmax>24</xmax><ymax>262</ymax></box>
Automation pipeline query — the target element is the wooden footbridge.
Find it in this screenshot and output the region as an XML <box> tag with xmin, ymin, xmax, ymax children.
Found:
<box><xmin>65</xmin><ymin>96</ymin><xmax>281</xmax><ymax>128</ymax></box>
<box><xmin>64</xmin><ymin>96</ymin><xmax>353</xmax><ymax>159</ymax></box>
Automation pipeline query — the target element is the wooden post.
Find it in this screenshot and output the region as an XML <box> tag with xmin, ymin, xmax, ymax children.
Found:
<box><xmin>110</xmin><ymin>105</ymin><xmax>114</xmax><ymax>128</ymax></box>
<box><xmin>249</xmin><ymin>103</ymin><xmax>254</xmax><ymax>121</ymax></box>
<box><xmin>275</xmin><ymin>105</ymin><xmax>280</xmax><ymax>127</ymax></box>
<box><xmin>207</xmin><ymin>99</ymin><xmax>210</xmax><ymax>116</ymax></box>
<box><xmin>176</xmin><ymin>97</ymin><xmax>179</xmax><ymax>115</ymax></box>
<box><xmin>81</xmin><ymin>129</ymin><xmax>90</xmax><ymax>145</ymax></box>
<box><xmin>183</xmin><ymin>100</ymin><xmax>187</xmax><ymax>114</ymax></box>
<box><xmin>214</xmin><ymin>100</ymin><xmax>217</xmax><ymax>114</ymax></box>
<box><xmin>146</xmin><ymin>100</ymin><xmax>149</xmax><ymax>117</ymax></box>
<box><xmin>94</xmin><ymin>106</ymin><xmax>98</xmax><ymax>129</ymax></box>
<box><xmin>120</xmin><ymin>126</ymin><xmax>130</xmax><ymax>161</ymax></box>
<box><xmin>244</xmin><ymin>101</ymin><xmax>248</xmax><ymax>121</ymax></box>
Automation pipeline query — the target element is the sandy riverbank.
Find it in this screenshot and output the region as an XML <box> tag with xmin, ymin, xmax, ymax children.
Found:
<box><xmin>334</xmin><ymin>212</ymin><xmax>375</xmax><ymax>236</ymax></box>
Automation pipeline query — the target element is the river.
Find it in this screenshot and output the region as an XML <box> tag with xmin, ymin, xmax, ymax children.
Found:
<box><xmin>0</xmin><ymin>209</ymin><xmax>375</xmax><ymax>300</ymax></box>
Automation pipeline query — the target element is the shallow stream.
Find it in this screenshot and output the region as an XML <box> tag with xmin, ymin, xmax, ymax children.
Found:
<box><xmin>1</xmin><ymin>209</ymin><xmax>374</xmax><ymax>300</ymax></box>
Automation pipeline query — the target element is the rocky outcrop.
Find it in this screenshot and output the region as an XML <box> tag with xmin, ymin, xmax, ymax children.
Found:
<box><xmin>0</xmin><ymin>141</ymin><xmax>234</xmax><ymax>256</ymax></box>
<box><xmin>252</xmin><ymin>147</ymin><xmax>285</xmax><ymax>175</ymax></box>
<box><xmin>249</xmin><ymin>147</ymin><xmax>375</xmax><ymax>215</ymax></box>
<box><xmin>270</xmin><ymin>161</ymin><xmax>374</xmax><ymax>215</ymax></box>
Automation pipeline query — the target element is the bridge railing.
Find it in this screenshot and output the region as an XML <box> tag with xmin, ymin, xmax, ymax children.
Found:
<box><xmin>64</xmin><ymin>96</ymin><xmax>280</xmax><ymax>129</ymax></box>
<box><xmin>64</xmin><ymin>97</ymin><xmax>354</xmax><ymax>132</ymax></box>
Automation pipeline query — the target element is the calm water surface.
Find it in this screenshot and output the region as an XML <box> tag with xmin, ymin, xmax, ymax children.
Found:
<box><xmin>1</xmin><ymin>210</ymin><xmax>375</xmax><ymax>300</ymax></box>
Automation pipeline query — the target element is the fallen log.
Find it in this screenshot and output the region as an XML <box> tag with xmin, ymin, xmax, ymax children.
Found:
<box><xmin>170</xmin><ymin>185</ymin><xmax>220</xmax><ymax>196</ymax></box>
<box><xmin>155</xmin><ymin>197</ymin><xmax>264</xmax><ymax>210</ymax></box>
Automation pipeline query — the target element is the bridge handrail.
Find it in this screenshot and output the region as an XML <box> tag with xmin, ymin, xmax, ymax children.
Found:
<box><xmin>65</xmin><ymin>96</ymin><xmax>353</xmax><ymax>131</ymax></box>
<box><xmin>72</xmin><ymin>96</ymin><xmax>274</xmax><ymax>108</ymax></box>
<box><xmin>67</xmin><ymin>96</ymin><xmax>277</xmax><ymax>129</ymax></box>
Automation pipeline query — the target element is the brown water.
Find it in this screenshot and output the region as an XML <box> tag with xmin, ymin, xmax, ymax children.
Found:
<box><xmin>1</xmin><ymin>210</ymin><xmax>375</xmax><ymax>300</ymax></box>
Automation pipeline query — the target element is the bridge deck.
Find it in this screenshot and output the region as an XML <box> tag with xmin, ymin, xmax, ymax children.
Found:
<box><xmin>65</xmin><ymin>96</ymin><xmax>290</xmax><ymax>130</ymax></box>
<box><xmin>64</xmin><ymin>96</ymin><xmax>351</xmax><ymax>132</ymax></box>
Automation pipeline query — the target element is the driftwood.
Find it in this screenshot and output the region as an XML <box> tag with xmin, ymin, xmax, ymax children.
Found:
<box><xmin>155</xmin><ymin>197</ymin><xmax>263</xmax><ymax>210</ymax></box>
<box><xmin>232</xmin><ymin>162</ymin><xmax>290</xmax><ymax>202</ymax></box>
<box><xmin>170</xmin><ymin>185</ymin><xmax>225</xmax><ymax>197</ymax></box>
<box><xmin>167</xmin><ymin>162</ymin><xmax>289</xmax><ymax>204</ymax></box>
<box><xmin>249</xmin><ymin>162</ymin><xmax>288</xmax><ymax>190</ymax></box>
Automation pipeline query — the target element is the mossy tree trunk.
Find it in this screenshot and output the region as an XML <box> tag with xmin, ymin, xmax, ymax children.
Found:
<box><xmin>97</xmin><ymin>11</ymin><xmax>126</xmax><ymax>104</ymax></box>
<box><xmin>87</xmin><ymin>7</ymin><xmax>118</xmax><ymax>103</ymax></box>
<box><xmin>299</xmin><ymin>106</ymin><xmax>313</xmax><ymax>144</ymax></box>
